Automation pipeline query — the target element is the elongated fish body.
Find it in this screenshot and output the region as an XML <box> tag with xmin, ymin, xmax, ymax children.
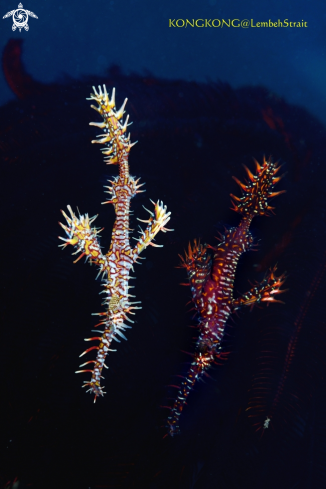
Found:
<box><xmin>167</xmin><ymin>157</ymin><xmax>286</xmax><ymax>436</ymax></box>
<box><xmin>59</xmin><ymin>86</ymin><xmax>172</xmax><ymax>401</ymax></box>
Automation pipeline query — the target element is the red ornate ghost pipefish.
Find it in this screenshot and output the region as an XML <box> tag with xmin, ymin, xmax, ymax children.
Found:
<box><xmin>167</xmin><ymin>157</ymin><xmax>286</xmax><ymax>436</ymax></box>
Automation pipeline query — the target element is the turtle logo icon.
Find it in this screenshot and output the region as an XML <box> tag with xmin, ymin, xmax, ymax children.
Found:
<box><xmin>3</xmin><ymin>3</ymin><xmax>38</xmax><ymax>32</ymax></box>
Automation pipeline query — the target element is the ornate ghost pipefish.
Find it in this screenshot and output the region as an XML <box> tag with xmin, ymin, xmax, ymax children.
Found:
<box><xmin>59</xmin><ymin>85</ymin><xmax>172</xmax><ymax>401</ymax></box>
<box><xmin>167</xmin><ymin>157</ymin><xmax>286</xmax><ymax>435</ymax></box>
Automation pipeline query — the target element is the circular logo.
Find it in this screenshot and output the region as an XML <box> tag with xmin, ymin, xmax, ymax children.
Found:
<box><xmin>3</xmin><ymin>3</ymin><xmax>38</xmax><ymax>32</ymax></box>
<box><xmin>13</xmin><ymin>8</ymin><xmax>29</xmax><ymax>30</ymax></box>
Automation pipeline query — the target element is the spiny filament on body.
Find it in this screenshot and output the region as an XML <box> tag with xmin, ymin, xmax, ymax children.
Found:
<box><xmin>59</xmin><ymin>85</ymin><xmax>172</xmax><ymax>401</ymax></box>
<box><xmin>167</xmin><ymin>157</ymin><xmax>286</xmax><ymax>436</ymax></box>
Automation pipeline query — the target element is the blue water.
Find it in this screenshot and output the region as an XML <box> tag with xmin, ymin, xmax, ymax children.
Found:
<box><xmin>0</xmin><ymin>0</ymin><xmax>325</xmax><ymax>122</ymax></box>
